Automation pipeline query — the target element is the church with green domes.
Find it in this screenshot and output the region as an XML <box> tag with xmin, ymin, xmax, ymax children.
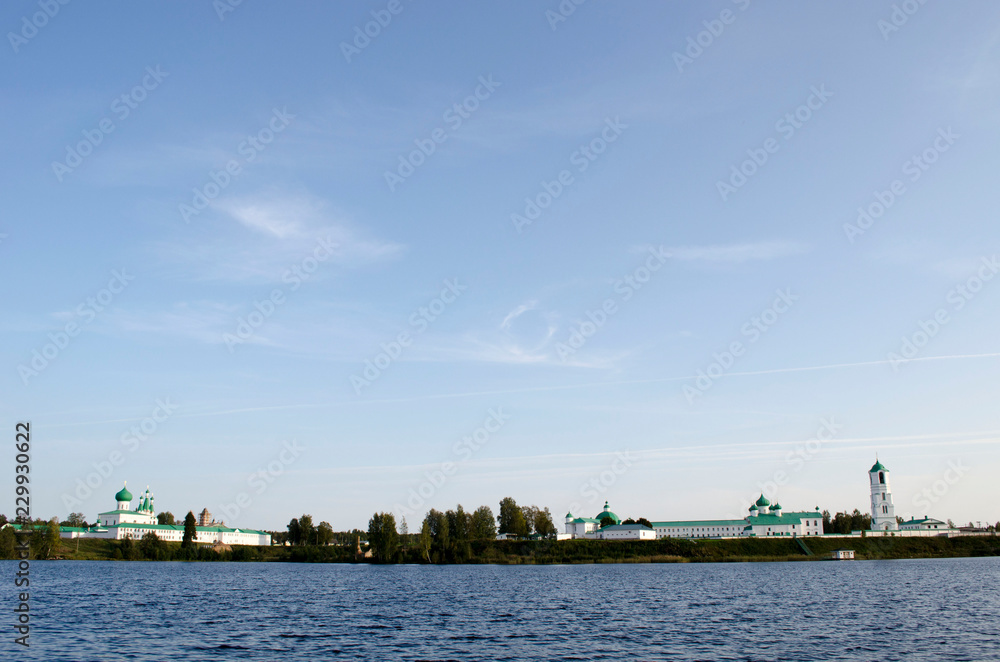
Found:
<box><xmin>58</xmin><ymin>481</ymin><xmax>271</xmax><ymax>546</ymax></box>
<box><xmin>560</xmin><ymin>458</ymin><xmax>963</xmax><ymax>541</ymax></box>
<box><xmin>563</xmin><ymin>496</ymin><xmax>823</xmax><ymax>540</ymax></box>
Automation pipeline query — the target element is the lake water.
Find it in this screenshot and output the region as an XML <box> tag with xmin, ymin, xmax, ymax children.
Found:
<box><xmin>3</xmin><ymin>557</ymin><xmax>999</xmax><ymax>661</ymax></box>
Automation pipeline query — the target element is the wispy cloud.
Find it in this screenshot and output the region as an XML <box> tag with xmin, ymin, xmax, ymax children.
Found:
<box><xmin>152</xmin><ymin>193</ymin><xmax>404</xmax><ymax>283</ymax></box>
<box><xmin>218</xmin><ymin>200</ymin><xmax>306</xmax><ymax>239</ymax></box>
<box><xmin>500</xmin><ymin>300</ymin><xmax>538</xmax><ymax>332</ymax></box>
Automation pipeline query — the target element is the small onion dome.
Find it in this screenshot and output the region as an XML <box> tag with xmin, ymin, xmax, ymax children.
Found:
<box><xmin>594</xmin><ymin>501</ymin><xmax>620</xmax><ymax>524</ymax></box>
<box><xmin>755</xmin><ymin>494</ymin><xmax>770</xmax><ymax>508</ymax></box>
<box><xmin>565</xmin><ymin>512</ymin><xmax>573</xmax><ymax>518</ymax></box>
<box><xmin>115</xmin><ymin>484</ymin><xmax>133</xmax><ymax>502</ymax></box>
<box><xmin>870</xmin><ymin>460</ymin><xmax>887</xmax><ymax>473</ymax></box>
<box><xmin>749</xmin><ymin>504</ymin><xmax>758</xmax><ymax>512</ymax></box>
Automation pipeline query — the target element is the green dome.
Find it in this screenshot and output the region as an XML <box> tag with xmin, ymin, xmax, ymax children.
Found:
<box><xmin>772</xmin><ymin>503</ymin><xmax>782</xmax><ymax>510</ymax></box>
<box><xmin>870</xmin><ymin>460</ymin><xmax>887</xmax><ymax>472</ymax></box>
<box><xmin>749</xmin><ymin>504</ymin><xmax>758</xmax><ymax>512</ymax></box>
<box><xmin>114</xmin><ymin>484</ymin><xmax>132</xmax><ymax>502</ymax></box>
<box><xmin>755</xmin><ymin>494</ymin><xmax>770</xmax><ymax>508</ymax></box>
<box><xmin>595</xmin><ymin>501</ymin><xmax>621</xmax><ymax>525</ymax></box>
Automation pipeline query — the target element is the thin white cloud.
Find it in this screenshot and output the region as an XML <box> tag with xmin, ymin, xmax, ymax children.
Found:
<box><xmin>218</xmin><ymin>201</ymin><xmax>304</xmax><ymax>239</ymax></box>
<box><xmin>152</xmin><ymin>194</ymin><xmax>404</xmax><ymax>282</ymax></box>
<box><xmin>500</xmin><ymin>300</ymin><xmax>538</xmax><ymax>332</ymax></box>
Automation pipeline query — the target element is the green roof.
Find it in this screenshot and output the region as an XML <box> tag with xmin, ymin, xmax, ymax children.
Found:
<box><xmin>871</xmin><ymin>460</ymin><xmax>887</xmax><ymax>472</ymax></box>
<box><xmin>114</xmin><ymin>484</ymin><xmax>133</xmax><ymax>502</ymax></box>
<box><xmin>747</xmin><ymin>511</ymin><xmax>822</xmax><ymax>526</ymax></box>
<box><xmin>899</xmin><ymin>517</ymin><xmax>944</xmax><ymax>526</ymax></box>
<box><xmin>755</xmin><ymin>494</ymin><xmax>770</xmax><ymax>507</ymax></box>
<box><xmin>594</xmin><ymin>501</ymin><xmax>621</xmax><ymax>525</ymax></box>
<box><xmin>651</xmin><ymin>519</ymin><xmax>747</xmax><ymax>528</ymax></box>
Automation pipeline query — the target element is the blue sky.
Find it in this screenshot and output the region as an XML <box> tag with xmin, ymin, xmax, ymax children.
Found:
<box><xmin>2</xmin><ymin>1</ymin><xmax>999</xmax><ymax>531</ymax></box>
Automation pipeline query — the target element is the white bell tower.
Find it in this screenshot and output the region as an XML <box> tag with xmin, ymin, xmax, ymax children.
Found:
<box><xmin>869</xmin><ymin>459</ymin><xmax>897</xmax><ymax>531</ymax></box>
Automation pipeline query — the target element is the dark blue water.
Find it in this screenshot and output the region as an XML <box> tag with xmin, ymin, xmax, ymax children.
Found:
<box><xmin>2</xmin><ymin>557</ymin><xmax>998</xmax><ymax>661</ymax></box>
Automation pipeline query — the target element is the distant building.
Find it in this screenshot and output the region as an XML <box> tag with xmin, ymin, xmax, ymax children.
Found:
<box><xmin>564</xmin><ymin>501</ymin><xmax>620</xmax><ymax>537</ymax></box>
<box><xmin>600</xmin><ymin>524</ymin><xmax>656</xmax><ymax>540</ymax></box>
<box><xmin>831</xmin><ymin>549</ymin><xmax>855</xmax><ymax>560</ymax></box>
<box><xmin>56</xmin><ymin>482</ymin><xmax>270</xmax><ymax>546</ymax></box>
<box><xmin>198</xmin><ymin>508</ymin><xmax>225</xmax><ymax>527</ymax></box>
<box><xmin>899</xmin><ymin>517</ymin><xmax>947</xmax><ymax>531</ymax></box>
<box><xmin>653</xmin><ymin>496</ymin><xmax>824</xmax><ymax>539</ymax></box>
<box><xmin>559</xmin><ymin>458</ymin><xmax>963</xmax><ymax>541</ymax></box>
<box><xmin>563</xmin><ymin>498</ymin><xmax>823</xmax><ymax>540</ymax></box>
<box><xmin>869</xmin><ymin>459</ymin><xmax>898</xmax><ymax>531</ymax></box>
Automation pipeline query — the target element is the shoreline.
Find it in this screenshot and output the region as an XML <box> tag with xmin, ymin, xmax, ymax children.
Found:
<box><xmin>27</xmin><ymin>533</ymin><xmax>1000</xmax><ymax>565</ymax></box>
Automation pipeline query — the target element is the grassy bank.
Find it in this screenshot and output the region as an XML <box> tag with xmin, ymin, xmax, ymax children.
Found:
<box><xmin>46</xmin><ymin>534</ymin><xmax>1000</xmax><ymax>564</ymax></box>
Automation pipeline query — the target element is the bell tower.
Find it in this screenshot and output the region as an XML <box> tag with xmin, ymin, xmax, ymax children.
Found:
<box><xmin>869</xmin><ymin>459</ymin><xmax>897</xmax><ymax>531</ymax></box>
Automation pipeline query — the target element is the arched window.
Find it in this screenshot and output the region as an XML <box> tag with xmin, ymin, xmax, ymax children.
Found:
<box><xmin>878</xmin><ymin>471</ymin><xmax>885</xmax><ymax>484</ymax></box>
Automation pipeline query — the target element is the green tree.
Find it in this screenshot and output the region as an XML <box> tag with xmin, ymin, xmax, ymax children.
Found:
<box><xmin>62</xmin><ymin>512</ymin><xmax>87</xmax><ymax>527</ymax></box>
<box><xmin>622</xmin><ymin>518</ymin><xmax>635</xmax><ymax>524</ymax></box>
<box><xmin>470</xmin><ymin>505</ymin><xmax>496</xmax><ymax>540</ymax></box>
<box><xmin>118</xmin><ymin>535</ymin><xmax>138</xmax><ymax>560</ymax></box>
<box><xmin>599</xmin><ymin>516</ymin><xmax>615</xmax><ymax>528</ymax></box>
<box><xmin>299</xmin><ymin>515</ymin><xmax>315</xmax><ymax>546</ymax></box>
<box><xmin>418</xmin><ymin>518</ymin><xmax>432</xmax><ymax>562</ymax></box>
<box><xmin>636</xmin><ymin>517</ymin><xmax>653</xmax><ymax>529</ymax></box>
<box><xmin>447</xmin><ymin>506</ymin><xmax>472</xmax><ymax>561</ymax></box>
<box><xmin>0</xmin><ymin>526</ymin><xmax>16</xmax><ymax>559</ymax></box>
<box><xmin>44</xmin><ymin>517</ymin><xmax>61</xmax><ymax>558</ymax></box>
<box><xmin>422</xmin><ymin>509</ymin><xmax>449</xmax><ymax>561</ymax></box>
<box><xmin>157</xmin><ymin>511</ymin><xmax>176</xmax><ymax>525</ymax></box>
<box><xmin>182</xmin><ymin>511</ymin><xmax>197</xmax><ymax>548</ymax></box>
<box><xmin>367</xmin><ymin>512</ymin><xmax>399</xmax><ymax>562</ymax></box>
<box><xmin>447</xmin><ymin>506</ymin><xmax>470</xmax><ymax>542</ymax></box>
<box><xmin>316</xmin><ymin>521</ymin><xmax>334</xmax><ymax>546</ymax></box>
<box><xmin>287</xmin><ymin>518</ymin><xmax>301</xmax><ymax>546</ymax></box>
<box><xmin>850</xmin><ymin>509</ymin><xmax>867</xmax><ymax>532</ymax></box>
<box><xmin>139</xmin><ymin>532</ymin><xmax>165</xmax><ymax>560</ymax></box>
<box><xmin>822</xmin><ymin>509</ymin><xmax>832</xmax><ymax>533</ymax></box>
<box><xmin>832</xmin><ymin>511</ymin><xmax>851</xmax><ymax>534</ymax></box>
<box><xmin>521</xmin><ymin>505</ymin><xmax>539</xmax><ymax>535</ymax></box>
<box><xmin>498</xmin><ymin>497</ymin><xmax>528</xmax><ymax>538</ymax></box>
<box><xmin>533</xmin><ymin>507</ymin><xmax>557</xmax><ymax>538</ymax></box>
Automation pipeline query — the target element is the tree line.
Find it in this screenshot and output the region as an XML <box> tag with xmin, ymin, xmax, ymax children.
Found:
<box><xmin>822</xmin><ymin>509</ymin><xmax>872</xmax><ymax>534</ymax></box>
<box><xmin>365</xmin><ymin>497</ymin><xmax>561</xmax><ymax>564</ymax></box>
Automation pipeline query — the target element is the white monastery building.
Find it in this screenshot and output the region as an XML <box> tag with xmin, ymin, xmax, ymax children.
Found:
<box><xmin>57</xmin><ymin>482</ymin><xmax>271</xmax><ymax>546</ymax></box>
<box><xmin>562</xmin><ymin>459</ymin><xmax>963</xmax><ymax>541</ymax></box>
<box><xmin>564</xmin><ymin>498</ymin><xmax>822</xmax><ymax>541</ymax></box>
